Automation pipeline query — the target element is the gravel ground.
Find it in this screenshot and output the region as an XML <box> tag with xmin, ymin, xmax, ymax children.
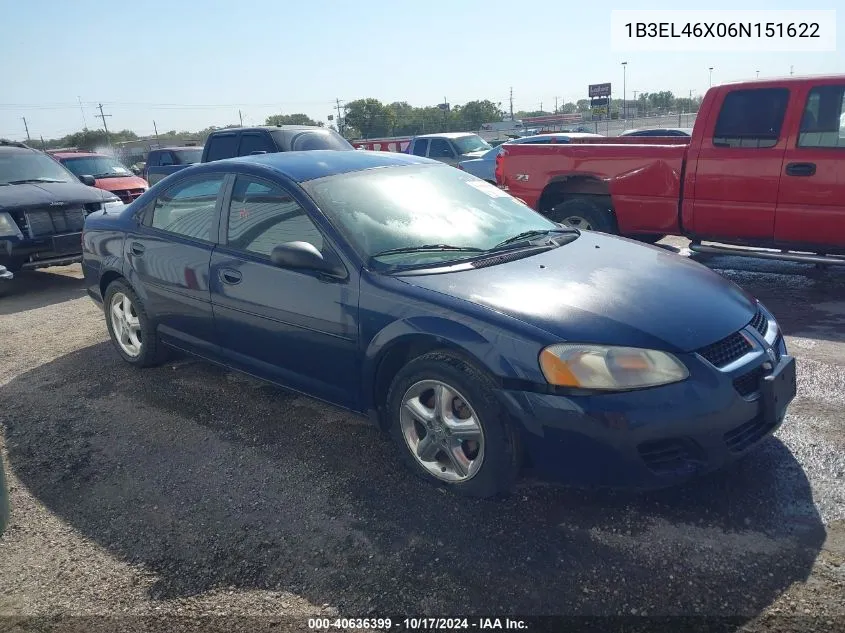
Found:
<box><xmin>0</xmin><ymin>243</ymin><xmax>843</xmax><ymax>633</ymax></box>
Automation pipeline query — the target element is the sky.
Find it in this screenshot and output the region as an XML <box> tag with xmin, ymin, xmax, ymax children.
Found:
<box><xmin>1</xmin><ymin>0</ymin><xmax>842</xmax><ymax>141</ymax></box>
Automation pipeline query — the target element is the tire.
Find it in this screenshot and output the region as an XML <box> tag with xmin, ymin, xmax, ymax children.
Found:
<box><xmin>385</xmin><ymin>351</ymin><xmax>522</xmax><ymax>498</ymax></box>
<box><xmin>548</xmin><ymin>197</ymin><xmax>618</xmax><ymax>234</ymax></box>
<box><xmin>629</xmin><ymin>233</ymin><xmax>665</xmax><ymax>244</ymax></box>
<box><xmin>103</xmin><ymin>279</ymin><xmax>168</xmax><ymax>367</ymax></box>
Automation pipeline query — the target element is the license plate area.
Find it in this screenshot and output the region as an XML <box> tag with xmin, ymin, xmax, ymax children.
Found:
<box><xmin>53</xmin><ymin>232</ymin><xmax>82</xmax><ymax>254</ymax></box>
<box><xmin>760</xmin><ymin>355</ymin><xmax>797</xmax><ymax>424</ymax></box>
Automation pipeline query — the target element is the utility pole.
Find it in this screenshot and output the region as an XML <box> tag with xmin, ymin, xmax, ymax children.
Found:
<box><xmin>621</xmin><ymin>61</ymin><xmax>628</xmax><ymax>120</ymax></box>
<box><xmin>509</xmin><ymin>87</ymin><xmax>514</xmax><ymax>120</ymax></box>
<box><xmin>40</xmin><ymin>135</ymin><xmax>46</xmax><ymax>150</ymax></box>
<box><xmin>554</xmin><ymin>96</ymin><xmax>559</xmax><ymax>113</ymax></box>
<box><xmin>756</xmin><ymin>70</ymin><xmax>760</xmax><ymax>79</ymax></box>
<box><xmin>95</xmin><ymin>103</ymin><xmax>112</xmax><ymax>147</ymax></box>
<box><xmin>335</xmin><ymin>98</ymin><xmax>345</xmax><ymax>135</ymax></box>
<box><xmin>709</xmin><ymin>67</ymin><xmax>714</xmax><ymax>88</ymax></box>
<box><xmin>153</xmin><ymin>120</ymin><xmax>160</xmax><ymax>143</ymax></box>
<box><xmin>790</xmin><ymin>65</ymin><xmax>794</xmax><ymax>76</ymax></box>
<box><xmin>239</xmin><ymin>109</ymin><xmax>244</xmax><ymax>126</ymax></box>
<box><xmin>21</xmin><ymin>117</ymin><xmax>31</xmax><ymax>141</ymax></box>
<box><xmin>78</xmin><ymin>96</ymin><xmax>87</xmax><ymax>130</ymax></box>
<box><xmin>540</xmin><ymin>101</ymin><xmax>543</xmax><ymax>113</ymax></box>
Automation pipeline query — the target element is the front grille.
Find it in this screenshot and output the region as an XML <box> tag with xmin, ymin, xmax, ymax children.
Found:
<box><xmin>749</xmin><ymin>307</ymin><xmax>768</xmax><ymax>337</ymax></box>
<box><xmin>638</xmin><ymin>438</ymin><xmax>702</xmax><ymax>475</ymax></box>
<box><xmin>733</xmin><ymin>365</ymin><xmax>765</xmax><ymax>397</ymax></box>
<box><xmin>112</xmin><ymin>188</ymin><xmax>144</xmax><ymax>204</ymax></box>
<box><xmin>724</xmin><ymin>414</ymin><xmax>777</xmax><ymax>453</ymax></box>
<box><xmin>696</xmin><ymin>331</ymin><xmax>752</xmax><ymax>368</ymax></box>
<box><xmin>25</xmin><ymin>207</ymin><xmax>85</xmax><ymax>237</ymax></box>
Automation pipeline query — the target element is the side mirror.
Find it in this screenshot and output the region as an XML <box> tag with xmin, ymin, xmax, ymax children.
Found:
<box><xmin>270</xmin><ymin>241</ymin><xmax>347</xmax><ymax>279</ymax></box>
<box><xmin>79</xmin><ymin>175</ymin><xmax>96</xmax><ymax>186</ymax></box>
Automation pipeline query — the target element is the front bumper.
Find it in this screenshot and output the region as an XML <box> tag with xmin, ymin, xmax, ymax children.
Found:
<box><xmin>1</xmin><ymin>233</ymin><xmax>82</xmax><ymax>271</ymax></box>
<box><xmin>502</xmin><ymin>339</ymin><xmax>795</xmax><ymax>489</ymax></box>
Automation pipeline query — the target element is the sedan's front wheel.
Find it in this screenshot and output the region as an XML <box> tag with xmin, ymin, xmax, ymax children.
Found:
<box><xmin>386</xmin><ymin>352</ymin><xmax>521</xmax><ymax>498</ymax></box>
<box><xmin>104</xmin><ymin>280</ymin><xmax>167</xmax><ymax>367</ymax></box>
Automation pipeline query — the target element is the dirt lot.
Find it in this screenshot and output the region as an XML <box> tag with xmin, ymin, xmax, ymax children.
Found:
<box><xmin>0</xmin><ymin>239</ymin><xmax>843</xmax><ymax>632</ymax></box>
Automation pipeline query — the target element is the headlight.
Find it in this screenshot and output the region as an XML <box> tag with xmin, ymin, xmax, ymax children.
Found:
<box><xmin>539</xmin><ymin>344</ymin><xmax>689</xmax><ymax>390</ymax></box>
<box><xmin>103</xmin><ymin>199</ymin><xmax>125</xmax><ymax>213</ymax></box>
<box><xmin>0</xmin><ymin>212</ymin><xmax>23</xmax><ymax>239</ymax></box>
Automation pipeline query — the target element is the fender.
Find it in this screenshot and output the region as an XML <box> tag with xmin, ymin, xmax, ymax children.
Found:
<box><xmin>361</xmin><ymin>315</ymin><xmax>522</xmax><ymax>412</ymax></box>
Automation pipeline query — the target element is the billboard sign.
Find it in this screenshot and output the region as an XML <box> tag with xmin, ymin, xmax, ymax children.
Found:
<box><xmin>589</xmin><ymin>83</ymin><xmax>612</xmax><ymax>98</ymax></box>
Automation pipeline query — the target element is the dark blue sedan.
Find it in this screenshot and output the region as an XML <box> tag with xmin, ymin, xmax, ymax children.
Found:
<box><xmin>81</xmin><ymin>150</ymin><xmax>797</xmax><ymax>498</ymax></box>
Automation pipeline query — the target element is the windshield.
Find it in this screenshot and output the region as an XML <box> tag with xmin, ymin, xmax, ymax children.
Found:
<box><xmin>173</xmin><ymin>149</ymin><xmax>203</xmax><ymax>164</ymax></box>
<box><xmin>62</xmin><ymin>156</ymin><xmax>132</xmax><ymax>178</ymax></box>
<box><xmin>453</xmin><ymin>134</ymin><xmax>492</xmax><ymax>155</ymax></box>
<box><xmin>0</xmin><ymin>152</ymin><xmax>77</xmax><ymax>185</ymax></box>
<box><xmin>303</xmin><ymin>164</ymin><xmax>562</xmax><ymax>269</ymax></box>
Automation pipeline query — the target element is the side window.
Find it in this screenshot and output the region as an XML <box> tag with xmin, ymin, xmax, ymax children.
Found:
<box><xmin>158</xmin><ymin>152</ymin><xmax>175</xmax><ymax>166</ymax></box>
<box><xmin>428</xmin><ymin>138</ymin><xmax>454</xmax><ymax>157</ymax></box>
<box><xmin>226</xmin><ymin>176</ymin><xmax>324</xmax><ymax>257</ymax></box>
<box><xmin>238</xmin><ymin>133</ymin><xmax>274</xmax><ymax>156</ymax></box>
<box><xmin>713</xmin><ymin>88</ymin><xmax>790</xmax><ymax>148</ymax></box>
<box><xmin>150</xmin><ymin>174</ymin><xmax>225</xmax><ymax>241</ymax></box>
<box><xmin>411</xmin><ymin>139</ymin><xmax>429</xmax><ymax>156</ymax></box>
<box><xmin>798</xmin><ymin>85</ymin><xmax>845</xmax><ymax>149</ymax></box>
<box><xmin>146</xmin><ymin>152</ymin><xmax>159</xmax><ymax>167</ymax></box>
<box><xmin>205</xmin><ymin>134</ymin><xmax>239</xmax><ymax>162</ymax></box>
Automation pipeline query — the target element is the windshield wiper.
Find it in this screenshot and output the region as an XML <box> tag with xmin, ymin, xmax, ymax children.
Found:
<box><xmin>490</xmin><ymin>228</ymin><xmax>577</xmax><ymax>250</ymax></box>
<box><xmin>372</xmin><ymin>244</ymin><xmax>485</xmax><ymax>258</ymax></box>
<box><xmin>7</xmin><ymin>178</ymin><xmax>67</xmax><ymax>184</ymax></box>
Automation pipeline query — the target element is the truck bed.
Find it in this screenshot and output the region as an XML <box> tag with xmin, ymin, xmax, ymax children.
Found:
<box><xmin>499</xmin><ymin>139</ymin><xmax>689</xmax><ymax>235</ymax></box>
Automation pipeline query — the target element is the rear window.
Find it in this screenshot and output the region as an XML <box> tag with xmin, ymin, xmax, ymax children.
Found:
<box><xmin>204</xmin><ymin>134</ymin><xmax>239</xmax><ymax>162</ymax></box>
<box><xmin>713</xmin><ymin>88</ymin><xmax>790</xmax><ymax>148</ymax></box>
<box><xmin>798</xmin><ymin>85</ymin><xmax>845</xmax><ymax>148</ymax></box>
<box><xmin>290</xmin><ymin>131</ymin><xmax>353</xmax><ymax>151</ymax></box>
<box><xmin>172</xmin><ymin>148</ymin><xmax>203</xmax><ymax>164</ymax></box>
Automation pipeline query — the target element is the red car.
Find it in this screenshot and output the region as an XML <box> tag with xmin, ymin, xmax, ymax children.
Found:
<box><xmin>50</xmin><ymin>151</ymin><xmax>149</xmax><ymax>205</ymax></box>
<box><xmin>497</xmin><ymin>75</ymin><xmax>845</xmax><ymax>263</ymax></box>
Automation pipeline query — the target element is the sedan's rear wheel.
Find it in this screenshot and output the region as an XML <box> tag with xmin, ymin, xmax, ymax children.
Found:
<box><xmin>104</xmin><ymin>280</ymin><xmax>167</xmax><ymax>367</ymax></box>
<box><xmin>386</xmin><ymin>351</ymin><xmax>521</xmax><ymax>497</ymax></box>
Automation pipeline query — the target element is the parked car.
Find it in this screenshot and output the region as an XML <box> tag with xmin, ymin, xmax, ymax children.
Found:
<box><xmin>498</xmin><ymin>75</ymin><xmax>845</xmax><ymax>261</ymax></box>
<box><xmin>50</xmin><ymin>151</ymin><xmax>149</xmax><ymax>204</ymax></box>
<box><xmin>143</xmin><ymin>146</ymin><xmax>203</xmax><ymax>186</ymax></box>
<box><xmin>405</xmin><ymin>133</ymin><xmax>492</xmax><ymax>166</ymax></box>
<box><xmin>0</xmin><ymin>140</ymin><xmax>125</xmax><ymax>277</ymax></box>
<box><xmin>619</xmin><ymin>128</ymin><xmax>693</xmax><ymax>137</ymax></box>
<box><xmin>82</xmin><ymin>150</ymin><xmax>796</xmax><ymax>497</ymax></box>
<box><xmin>459</xmin><ymin>133</ymin><xmax>604</xmax><ymax>183</ymax></box>
<box><xmin>202</xmin><ymin>126</ymin><xmax>353</xmax><ymax>164</ymax></box>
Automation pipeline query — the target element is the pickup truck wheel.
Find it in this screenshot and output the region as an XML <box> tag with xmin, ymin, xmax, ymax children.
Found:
<box><xmin>549</xmin><ymin>197</ymin><xmax>618</xmax><ymax>234</ymax></box>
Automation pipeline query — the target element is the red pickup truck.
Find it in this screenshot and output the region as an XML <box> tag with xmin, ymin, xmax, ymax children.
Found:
<box><xmin>497</xmin><ymin>76</ymin><xmax>845</xmax><ymax>263</ymax></box>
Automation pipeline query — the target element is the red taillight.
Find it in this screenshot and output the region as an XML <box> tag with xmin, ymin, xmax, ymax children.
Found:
<box><xmin>494</xmin><ymin>150</ymin><xmax>505</xmax><ymax>185</ymax></box>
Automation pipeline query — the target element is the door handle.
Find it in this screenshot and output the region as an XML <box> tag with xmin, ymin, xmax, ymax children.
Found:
<box><xmin>219</xmin><ymin>268</ymin><xmax>242</xmax><ymax>285</ymax></box>
<box><xmin>130</xmin><ymin>242</ymin><xmax>145</xmax><ymax>256</ymax></box>
<box><xmin>785</xmin><ymin>162</ymin><xmax>816</xmax><ymax>177</ymax></box>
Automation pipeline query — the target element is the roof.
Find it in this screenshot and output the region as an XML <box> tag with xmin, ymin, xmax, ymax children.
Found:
<box><xmin>207</xmin><ymin>125</ymin><xmax>327</xmax><ymax>135</ymax></box>
<box><xmin>218</xmin><ymin>149</ymin><xmax>433</xmax><ymax>183</ymax></box>
<box><xmin>414</xmin><ymin>132</ymin><xmax>479</xmax><ymax>139</ymax></box>
<box><xmin>51</xmin><ymin>151</ymin><xmax>102</xmax><ymax>159</ymax></box>
<box><xmin>719</xmin><ymin>73</ymin><xmax>845</xmax><ymax>88</ymax></box>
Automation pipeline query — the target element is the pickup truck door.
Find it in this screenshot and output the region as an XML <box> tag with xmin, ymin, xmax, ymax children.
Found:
<box><xmin>690</xmin><ymin>87</ymin><xmax>791</xmax><ymax>242</ymax></box>
<box><xmin>427</xmin><ymin>138</ymin><xmax>459</xmax><ymax>166</ymax></box>
<box><xmin>775</xmin><ymin>81</ymin><xmax>845</xmax><ymax>249</ymax></box>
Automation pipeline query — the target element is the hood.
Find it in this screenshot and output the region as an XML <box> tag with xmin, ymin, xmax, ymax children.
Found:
<box><xmin>0</xmin><ymin>181</ymin><xmax>110</xmax><ymax>210</ymax></box>
<box><xmin>93</xmin><ymin>175</ymin><xmax>148</xmax><ymax>192</ymax></box>
<box><xmin>399</xmin><ymin>232</ymin><xmax>756</xmax><ymax>353</ymax></box>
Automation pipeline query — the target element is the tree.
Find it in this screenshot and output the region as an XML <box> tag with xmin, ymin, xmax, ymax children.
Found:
<box><xmin>450</xmin><ymin>100</ymin><xmax>503</xmax><ymax>130</ymax></box>
<box><xmin>265</xmin><ymin>113</ymin><xmax>319</xmax><ymax>126</ymax></box>
<box><xmin>343</xmin><ymin>98</ymin><xmax>395</xmax><ymax>138</ymax></box>
<box><xmin>562</xmin><ymin>102</ymin><xmax>577</xmax><ymax>114</ymax></box>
